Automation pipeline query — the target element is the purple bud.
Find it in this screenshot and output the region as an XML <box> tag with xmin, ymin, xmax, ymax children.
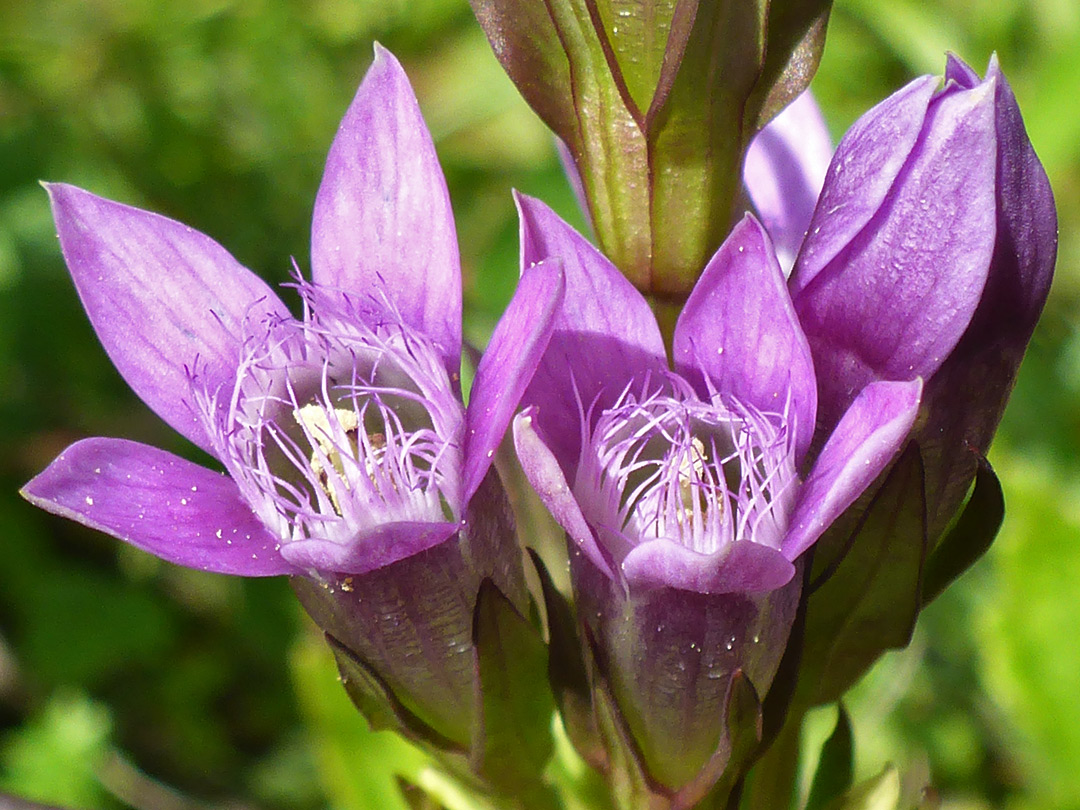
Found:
<box><xmin>790</xmin><ymin>55</ymin><xmax>1055</xmax><ymax>536</ymax></box>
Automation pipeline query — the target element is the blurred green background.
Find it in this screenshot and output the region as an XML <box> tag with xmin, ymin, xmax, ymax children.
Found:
<box><xmin>1</xmin><ymin>1</ymin><xmax>1078</xmax><ymax>808</ymax></box>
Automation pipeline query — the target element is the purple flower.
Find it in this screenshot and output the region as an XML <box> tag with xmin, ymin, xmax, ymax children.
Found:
<box><xmin>743</xmin><ymin>89</ymin><xmax>833</xmax><ymax>274</ymax></box>
<box><xmin>788</xmin><ymin>55</ymin><xmax>1055</xmax><ymax>539</ymax></box>
<box><xmin>23</xmin><ymin>46</ymin><xmax>560</xmax><ymax>578</ymax></box>
<box><xmin>510</xmin><ymin>194</ymin><xmax>920</xmax><ymax>792</ymax></box>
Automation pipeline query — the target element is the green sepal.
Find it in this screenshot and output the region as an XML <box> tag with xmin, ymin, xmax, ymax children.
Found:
<box><xmin>528</xmin><ymin>549</ymin><xmax>605</xmax><ymax>768</ymax></box>
<box><xmin>920</xmin><ymin>455</ymin><xmax>1003</xmax><ymax>606</ymax></box>
<box><xmin>470</xmin><ymin>578</ymin><xmax>557</xmax><ymax>800</ymax></box>
<box><xmin>797</xmin><ymin>444</ymin><xmax>929</xmax><ymax>707</ymax></box>
<box><xmin>692</xmin><ymin>670</ymin><xmax>764</xmax><ymax>810</ymax></box>
<box><xmin>745</xmin><ymin>0</ymin><xmax>833</xmax><ymax>131</ymax></box>
<box><xmin>586</xmin><ymin>638</ymin><xmax>661</xmax><ymax>810</ymax></box>
<box><xmin>805</xmin><ymin>704</ymin><xmax>855</xmax><ymax>810</ymax></box>
<box><xmin>327</xmin><ymin>633</ymin><xmax>462</xmax><ymax>752</ymax></box>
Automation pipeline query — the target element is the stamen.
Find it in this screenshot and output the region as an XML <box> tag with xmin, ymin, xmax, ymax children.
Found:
<box><xmin>573</xmin><ymin>374</ymin><xmax>798</xmax><ymax>560</ymax></box>
<box><xmin>191</xmin><ymin>290</ymin><xmax>464</xmax><ymax>553</ymax></box>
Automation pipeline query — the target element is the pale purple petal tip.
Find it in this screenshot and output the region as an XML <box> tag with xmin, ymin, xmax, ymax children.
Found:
<box><xmin>790</xmin><ymin>75</ymin><xmax>940</xmax><ymax>295</ymax></box>
<box><xmin>744</xmin><ymin>90</ymin><xmax>832</xmax><ymax>272</ymax></box>
<box><xmin>674</xmin><ymin>214</ymin><xmax>817</xmax><ymax>462</ymax></box>
<box><xmin>279</xmin><ymin>521</ymin><xmax>458</xmax><ymax>575</ymax></box>
<box><xmin>463</xmin><ymin>259</ymin><xmax>564</xmax><ymax>503</ymax></box>
<box><xmin>22</xmin><ymin>437</ymin><xmax>293</xmax><ymax>576</ymax></box>
<box><xmin>512</xmin><ymin>409</ymin><xmax>614</xmax><ymax>579</ymax></box>
<box><xmin>621</xmin><ymin>539</ymin><xmax>796</xmax><ymax>595</ymax></box>
<box><xmin>311</xmin><ymin>43</ymin><xmax>462</xmax><ymax>371</ymax></box>
<box><xmin>45</xmin><ymin>183</ymin><xmax>290</xmax><ymax>457</ymax></box>
<box><xmin>514</xmin><ymin>192</ymin><xmax>667</xmax><ymax>470</ymax></box>
<box><xmin>783</xmin><ymin>378</ymin><xmax>923</xmax><ymax>560</ymax></box>
<box><xmin>792</xmin><ymin>77</ymin><xmax>998</xmax><ymax>425</ymax></box>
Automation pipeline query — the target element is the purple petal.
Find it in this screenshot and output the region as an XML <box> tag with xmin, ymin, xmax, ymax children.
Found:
<box><xmin>279</xmin><ymin>521</ymin><xmax>458</xmax><ymax>575</ymax></box>
<box><xmin>944</xmin><ymin>53</ymin><xmax>981</xmax><ymax>87</ymax></box>
<box><xmin>515</xmin><ymin>192</ymin><xmax>667</xmax><ymax>471</ymax></box>
<box><xmin>46</xmin><ymin>184</ymin><xmax>290</xmax><ymax>457</ymax></box>
<box><xmin>789</xmin><ymin>75</ymin><xmax>940</xmax><ymax>293</ymax></box>
<box><xmin>621</xmin><ymin>539</ymin><xmax>796</xmax><ymax>595</ymax></box>
<box><xmin>917</xmin><ymin>55</ymin><xmax>1056</xmax><ymax>538</ymax></box>
<box><xmin>512</xmin><ymin>409</ymin><xmax>614</xmax><ymax>579</ymax></box>
<box><xmin>311</xmin><ymin>44</ymin><xmax>461</xmax><ymax>372</ymax></box>
<box><xmin>792</xmin><ymin>78</ymin><xmax>998</xmax><ymax>426</ymax></box>
<box><xmin>463</xmin><ymin>260</ymin><xmax>564</xmax><ymax>503</ymax></box>
<box><xmin>744</xmin><ymin>90</ymin><xmax>832</xmax><ymax>273</ymax></box>
<box><xmin>783</xmin><ymin>378</ymin><xmax>922</xmax><ymax>560</ymax></box>
<box><xmin>21</xmin><ymin>437</ymin><xmax>293</xmax><ymax>576</ymax></box>
<box><xmin>674</xmin><ymin>215</ymin><xmax>817</xmax><ymax>462</ymax></box>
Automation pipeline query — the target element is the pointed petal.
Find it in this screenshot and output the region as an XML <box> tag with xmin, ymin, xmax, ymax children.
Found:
<box><xmin>789</xmin><ymin>75</ymin><xmax>940</xmax><ymax>293</ymax></box>
<box><xmin>311</xmin><ymin>44</ymin><xmax>462</xmax><ymax>370</ymax></box>
<box><xmin>513</xmin><ymin>409</ymin><xmax>614</xmax><ymax>579</ymax></box>
<box><xmin>792</xmin><ymin>79</ymin><xmax>998</xmax><ymax>425</ymax></box>
<box><xmin>674</xmin><ymin>215</ymin><xmax>817</xmax><ymax>462</ymax></box>
<box><xmin>621</xmin><ymin>539</ymin><xmax>796</xmax><ymax>595</ymax></box>
<box><xmin>463</xmin><ymin>260</ymin><xmax>564</xmax><ymax>503</ymax></box>
<box><xmin>918</xmin><ymin>55</ymin><xmax>1056</xmax><ymax>538</ymax></box>
<box><xmin>21</xmin><ymin>437</ymin><xmax>292</xmax><ymax>575</ymax></box>
<box><xmin>783</xmin><ymin>378</ymin><xmax>922</xmax><ymax>560</ymax></box>
<box><xmin>515</xmin><ymin>192</ymin><xmax>667</xmax><ymax>471</ymax></box>
<box><xmin>743</xmin><ymin>90</ymin><xmax>832</xmax><ymax>273</ymax></box>
<box><xmin>45</xmin><ymin>184</ymin><xmax>290</xmax><ymax>457</ymax></box>
<box><xmin>280</xmin><ymin>521</ymin><xmax>458</xmax><ymax>575</ymax></box>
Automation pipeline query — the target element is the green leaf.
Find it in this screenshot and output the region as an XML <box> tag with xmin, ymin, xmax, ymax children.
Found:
<box><xmin>805</xmin><ymin>704</ymin><xmax>854</xmax><ymax>810</ymax></box>
<box><xmin>0</xmin><ymin>691</ymin><xmax>113</xmax><ymax>810</ymax></box>
<box><xmin>920</xmin><ymin>456</ymin><xmax>1003</xmax><ymax>606</ymax></box>
<box><xmin>826</xmin><ymin>766</ymin><xmax>900</xmax><ymax>810</ymax></box>
<box><xmin>528</xmin><ymin>549</ymin><xmax>603</xmax><ymax>767</ymax></box>
<box><xmin>470</xmin><ymin>579</ymin><xmax>557</xmax><ymax>799</ymax></box>
<box><xmin>798</xmin><ymin>445</ymin><xmax>928</xmax><ymax>707</ymax></box>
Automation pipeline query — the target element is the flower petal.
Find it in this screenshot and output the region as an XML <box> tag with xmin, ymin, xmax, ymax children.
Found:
<box><xmin>21</xmin><ymin>437</ymin><xmax>293</xmax><ymax>575</ymax></box>
<box><xmin>783</xmin><ymin>378</ymin><xmax>922</xmax><ymax>560</ymax></box>
<box><xmin>311</xmin><ymin>44</ymin><xmax>462</xmax><ymax>372</ymax></box>
<box><xmin>513</xmin><ymin>409</ymin><xmax>614</xmax><ymax>579</ymax></box>
<box><xmin>918</xmin><ymin>55</ymin><xmax>1056</xmax><ymax>538</ymax></box>
<box><xmin>280</xmin><ymin>521</ymin><xmax>458</xmax><ymax>575</ymax></box>
<box><xmin>674</xmin><ymin>215</ymin><xmax>817</xmax><ymax>462</ymax></box>
<box><xmin>743</xmin><ymin>90</ymin><xmax>832</xmax><ymax>273</ymax></box>
<box><xmin>621</xmin><ymin>538</ymin><xmax>796</xmax><ymax>595</ymax></box>
<box><xmin>46</xmin><ymin>184</ymin><xmax>290</xmax><ymax>457</ymax></box>
<box><xmin>792</xmin><ymin>77</ymin><xmax>998</xmax><ymax>426</ymax></box>
<box><xmin>463</xmin><ymin>260</ymin><xmax>564</xmax><ymax>503</ymax></box>
<box><xmin>789</xmin><ymin>75</ymin><xmax>940</xmax><ymax>293</ymax></box>
<box><xmin>515</xmin><ymin>192</ymin><xmax>667</xmax><ymax>471</ymax></box>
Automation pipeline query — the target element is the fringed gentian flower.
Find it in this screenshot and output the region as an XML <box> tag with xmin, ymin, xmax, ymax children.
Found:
<box><xmin>511</xmin><ymin>194</ymin><xmax>921</xmax><ymax>800</ymax></box>
<box><xmin>22</xmin><ymin>46</ymin><xmax>563</xmax><ymax>748</ymax></box>
<box><xmin>748</xmin><ymin>55</ymin><xmax>1057</xmax><ymax>719</ymax></box>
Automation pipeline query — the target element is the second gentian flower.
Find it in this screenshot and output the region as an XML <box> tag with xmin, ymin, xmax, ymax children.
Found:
<box><xmin>511</xmin><ymin>194</ymin><xmax>921</xmax><ymax>799</ymax></box>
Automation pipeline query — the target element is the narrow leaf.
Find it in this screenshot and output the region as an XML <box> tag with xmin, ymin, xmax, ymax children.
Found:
<box><xmin>471</xmin><ymin>579</ymin><xmax>556</xmax><ymax>796</ymax></box>
<box><xmin>920</xmin><ymin>455</ymin><xmax>1003</xmax><ymax>605</ymax></box>
<box><xmin>805</xmin><ymin>704</ymin><xmax>855</xmax><ymax>810</ymax></box>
